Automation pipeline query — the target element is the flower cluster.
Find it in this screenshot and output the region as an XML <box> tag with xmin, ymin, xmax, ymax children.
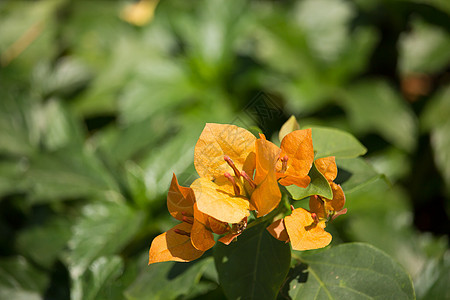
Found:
<box><xmin>149</xmin><ymin>122</ymin><xmax>346</xmax><ymax>264</ymax></box>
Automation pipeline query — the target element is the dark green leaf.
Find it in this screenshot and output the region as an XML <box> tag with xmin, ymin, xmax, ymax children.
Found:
<box><xmin>0</xmin><ymin>256</ymin><xmax>49</xmax><ymax>300</ymax></box>
<box><xmin>309</xmin><ymin>127</ymin><xmax>367</xmax><ymax>159</ymax></box>
<box><xmin>336</xmin><ymin>157</ymin><xmax>386</xmax><ymax>194</ymax></box>
<box><xmin>0</xmin><ymin>159</ymin><xmax>28</xmax><ymax>198</ymax></box>
<box><xmin>430</xmin><ymin>120</ymin><xmax>450</xmax><ymax>195</ymax></box>
<box><xmin>341</xmin><ymin>80</ymin><xmax>418</xmax><ymax>152</ymax></box>
<box><xmin>214</xmin><ymin>222</ymin><xmax>291</xmax><ymax>300</ymax></box>
<box><xmin>290</xmin><ymin>243</ymin><xmax>415</xmax><ymax>299</ymax></box>
<box><xmin>72</xmin><ymin>256</ymin><xmax>124</xmax><ymax>300</ymax></box>
<box><xmin>125</xmin><ymin>256</ymin><xmax>214</xmax><ymax>300</ymax></box>
<box><xmin>286</xmin><ymin>162</ymin><xmax>332</xmax><ymax>200</ymax></box>
<box><xmin>25</xmin><ymin>148</ymin><xmax>119</xmax><ymax>203</ymax></box>
<box><xmin>15</xmin><ymin>216</ymin><xmax>72</xmax><ymax>268</ymax></box>
<box><xmin>65</xmin><ymin>201</ymin><xmax>144</xmax><ymax>277</ymax></box>
<box><xmin>421</xmin><ymin>85</ymin><xmax>450</xmax><ymax>131</ymax></box>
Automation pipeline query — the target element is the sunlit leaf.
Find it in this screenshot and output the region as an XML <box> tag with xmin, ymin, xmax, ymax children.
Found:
<box><xmin>309</xmin><ymin>127</ymin><xmax>367</xmax><ymax>159</ymax></box>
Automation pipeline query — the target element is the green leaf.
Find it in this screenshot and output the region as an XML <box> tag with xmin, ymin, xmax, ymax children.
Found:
<box><xmin>214</xmin><ymin>221</ymin><xmax>291</xmax><ymax>300</ymax></box>
<box><xmin>15</xmin><ymin>216</ymin><xmax>72</xmax><ymax>268</ymax></box>
<box><xmin>286</xmin><ymin>162</ymin><xmax>332</xmax><ymax>200</ymax></box>
<box><xmin>0</xmin><ymin>159</ymin><xmax>28</xmax><ymax>198</ymax></box>
<box><xmin>294</xmin><ymin>0</ymin><xmax>355</xmax><ymax>64</ymax></box>
<box><xmin>336</xmin><ymin>157</ymin><xmax>386</xmax><ymax>194</ymax></box>
<box><xmin>421</xmin><ymin>84</ymin><xmax>450</xmax><ymax>131</ymax></box>
<box><xmin>430</xmin><ymin>120</ymin><xmax>450</xmax><ymax>195</ymax></box>
<box><xmin>25</xmin><ymin>148</ymin><xmax>120</xmax><ymax>203</ymax></box>
<box><xmin>399</xmin><ymin>18</ymin><xmax>450</xmax><ymax>74</ymax></box>
<box><xmin>279</xmin><ymin>115</ymin><xmax>300</xmax><ymax>142</ymax></box>
<box><xmin>0</xmin><ymin>256</ymin><xmax>49</xmax><ymax>300</ymax></box>
<box><xmin>289</xmin><ymin>243</ymin><xmax>415</xmax><ymax>299</ymax></box>
<box><xmin>72</xmin><ymin>256</ymin><xmax>124</xmax><ymax>300</ymax></box>
<box><xmin>419</xmin><ymin>255</ymin><xmax>450</xmax><ymax>300</ymax></box>
<box><xmin>65</xmin><ymin>201</ymin><xmax>144</xmax><ymax>278</ymax></box>
<box><xmin>309</xmin><ymin>127</ymin><xmax>367</xmax><ymax>159</ymax></box>
<box><xmin>125</xmin><ymin>256</ymin><xmax>214</xmax><ymax>300</ymax></box>
<box><xmin>341</xmin><ymin>80</ymin><xmax>418</xmax><ymax>152</ymax></box>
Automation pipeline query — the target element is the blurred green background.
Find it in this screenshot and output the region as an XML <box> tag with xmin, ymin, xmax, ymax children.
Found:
<box><xmin>0</xmin><ymin>0</ymin><xmax>449</xmax><ymax>299</ymax></box>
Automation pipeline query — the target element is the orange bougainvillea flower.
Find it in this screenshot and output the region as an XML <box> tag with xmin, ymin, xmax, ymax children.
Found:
<box><xmin>191</xmin><ymin>123</ymin><xmax>282</xmax><ymax>222</ymax></box>
<box><xmin>267</xmin><ymin>207</ymin><xmax>332</xmax><ymax>251</ymax></box>
<box><xmin>149</xmin><ymin>174</ymin><xmax>232</xmax><ymax>264</ymax></box>
<box><xmin>276</xmin><ymin>129</ymin><xmax>314</xmax><ymax>188</ymax></box>
<box><xmin>310</xmin><ymin>156</ymin><xmax>347</xmax><ymax>220</ymax></box>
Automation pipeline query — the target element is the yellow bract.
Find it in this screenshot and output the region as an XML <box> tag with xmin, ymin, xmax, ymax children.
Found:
<box><xmin>150</xmin><ymin>120</ymin><xmax>348</xmax><ymax>265</ymax></box>
<box><xmin>284</xmin><ymin>208</ymin><xmax>332</xmax><ymax>251</ymax></box>
<box><xmin>190</xmin><ymin>177</ymin><xmax>250</xmax><ymax>224</ymax></box>
<box><xmin>194</xmin><ymin>123</ymin><xmax>256</xmax><ymax>181</ymax></box>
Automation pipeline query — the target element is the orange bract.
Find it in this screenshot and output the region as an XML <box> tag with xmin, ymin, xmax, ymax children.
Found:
<box><xmin>149</xmin><ymin>174</ymin><xmax>234</xmax><ymax>264</ymax></box>
<box><xmin>148</xmin><ymin>223</ymin><xmax>204</xmax><ymax>264</ymax></box>
<box><xmin>167</xmin><ymin>173</ymin><xmax>195</xmax><ymax>220</ymax></box>
<box><xmin>250</xmin><ymin>137</ymin><xmax>282</xmax><ymax>217</ymax></box>
<box><xmin>310</xmin><ymin>156</ymin><xmax>346</xmax><ymax>218</ymax></box>
<box><xmin>284</xmin><ymin>208</ymin><xmax>332</xmax><ymax>251</ymax></box>
<box><xmin>191</xmin><ymin>204</ymin><xmax>217</xmax><ymax>251</ymax></box>
<box><xmin>277</xmin><ymin>129</ymin><xmax>314</xmax><ymax>188</ymax></box>
<box><xmin>267</xmin><ymin>218</ymin><xmax>289</xmax><ymax>242</ymax></box>
<box><xmin>314</xmin><ymin>156</ymin><xmax>338</xmax><ymax>182</ymax></box>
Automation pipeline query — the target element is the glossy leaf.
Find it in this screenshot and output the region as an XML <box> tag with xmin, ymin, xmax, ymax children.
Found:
<box><xmin>289</xmin><ymin>243</ymin><xmax>415</xmax><ymax>299</ymax></box>
<box><xmin>214</xmin><ymin>222</ymin><xmax>291</xmax><ymax>300</ymax></box>
<box><xmin>286</xmin><ymin>163</ymin><xmax>332</xmax><ymax>200</ymax></box>
<box><xmin>310</xmin><ymin>127</ymin><xmax>367</xmax><ymax>159</ymax></box>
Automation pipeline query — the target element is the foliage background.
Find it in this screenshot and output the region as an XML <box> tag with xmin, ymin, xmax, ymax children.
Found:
<box><xmin>0</xmin><ymin>0</ymin><xmax>449</xmax><ymax>299</ymax></box>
